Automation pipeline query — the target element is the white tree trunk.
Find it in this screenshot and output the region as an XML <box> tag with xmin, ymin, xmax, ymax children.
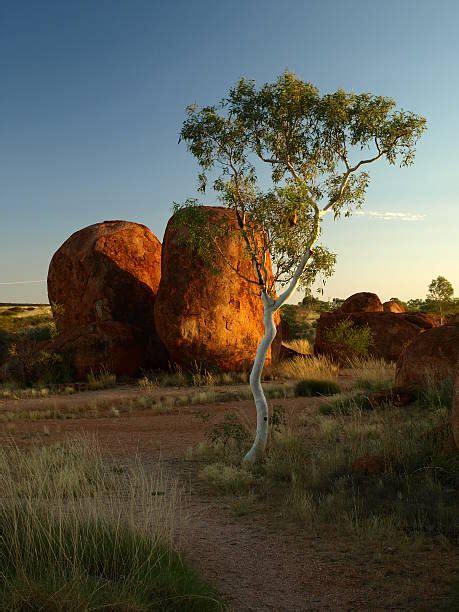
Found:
<box><xmin>243</xmin><ymin>292</ymin><xmax>277</xmax><ymax>464</ymax></box>
<box><xmin>243</xmin><ymin>245</ymin><xmax>316</xmax><ymax>464</ymax></box>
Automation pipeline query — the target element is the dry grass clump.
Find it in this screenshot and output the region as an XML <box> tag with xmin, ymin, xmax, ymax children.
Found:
<box><xmin>0</xmin><ymin>436</ymin><xmax>223</xmax><ymax>610</ymax></box>
<box><xmin>349</xmin><ymin>356</ymin><xmax>396</xmax><ymax>392</ymax></box>
<box><xmin>265</xmin><ymin>355</ymin><xmax>339</xmax><ymax>381</ymax></box>
<box><xmin>87</xmin><ymin>367</ymin><xmax>117</xmax><ymax>390</ymax></box>
<box><xmin>199</xmin><ymin>463</ymin><xmax>255</xmax><ymax>494</ymax></box>
<box><xmin>282</xmin><ymin>338</ymin><xmax>312</xmax><ymax>354</ymax></box>
<box><xmin>141</xmin><ymin>367</ymin><xmax>250</xmax><ymax>389</ymax></box>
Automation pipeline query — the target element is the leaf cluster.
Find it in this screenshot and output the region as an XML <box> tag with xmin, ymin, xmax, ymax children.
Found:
<box><xmin>178</xmin><ymin>72</ymin><xmax>426</xmax><ymax>296</ymax></box>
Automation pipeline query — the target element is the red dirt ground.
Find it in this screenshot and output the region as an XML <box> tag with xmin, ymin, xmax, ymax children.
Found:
<box><xmin>1</xmin><ymin>387</ymin><xmax>457</xmax><ymax>610</ymax></box>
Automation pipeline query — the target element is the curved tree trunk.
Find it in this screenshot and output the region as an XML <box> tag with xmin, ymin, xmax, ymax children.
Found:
<box><xmin>243</xmin><ymin>292</ymin><xmax>277</xmax><ymax>464</ymax></box>
<box><xmin>243</xmin><ymin>239</ymin><xmax>318</xmax><ymax>464</ymax></box>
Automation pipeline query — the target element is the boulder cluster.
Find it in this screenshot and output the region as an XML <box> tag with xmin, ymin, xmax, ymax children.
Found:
<box><xmin>46</xmin><ymin>208</ymin><xmax>278</xmax><ymax>379</ymax></box>
<box><xmin>315</xmin><ymin>292</ymin><xmax>437</xmax><ymax>363</ymax></box>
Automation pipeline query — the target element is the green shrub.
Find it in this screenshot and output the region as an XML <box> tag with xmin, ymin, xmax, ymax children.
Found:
<box><xmin>324</xmin><ymin>319</ymin><xmax>374</xmax><ymax>361</ymax></box>
<box><xmin>295</xmin><ymin>378</ymin><xmax>341</xmax><ymax>397</ymax></box>
<box><xmin>207</xmin><ymin>413</ymin><xmax>250</xmax><ymax>450</ymax></box>
<box><xmin>4</xmin><ymin>344</ymin><xmax>72</xmax><ymax>387</ymax></box>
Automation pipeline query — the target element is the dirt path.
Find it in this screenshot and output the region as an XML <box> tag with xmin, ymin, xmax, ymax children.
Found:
<box><xmin>1</xmin><ymin>399</ymin><xmax>456</xmax><ymax>610</ymax></box>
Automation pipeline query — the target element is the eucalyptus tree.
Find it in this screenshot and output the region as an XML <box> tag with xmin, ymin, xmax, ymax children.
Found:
<box><xmin>177</xmin><ymin>72</ymin><xmax>426</xmax><ymax>463</ymax></box>
<box><xmin>427</xmin><ymin>276</ymin><xmax>454</xmax><ymax>323</ymax></box>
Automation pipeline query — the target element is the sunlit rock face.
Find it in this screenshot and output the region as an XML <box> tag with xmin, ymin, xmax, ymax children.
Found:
<box><xmin>47</xmin><ymin>220</ymin><xmax>167</xmax><ymax>377</ymax></box>
<box><xmin>338</xmin><ymin>292</ymin><xmax>384</xmax><ymax>313</ymax></box>
<box><xmin>154</xmin><ymin>206</ymin><xmax>280</xmax><ymax>372</ymax></box>
<box><xmin>383</xmin><ymin>300</ymin><xmax>406</xmax><ymax>313</ymax></box>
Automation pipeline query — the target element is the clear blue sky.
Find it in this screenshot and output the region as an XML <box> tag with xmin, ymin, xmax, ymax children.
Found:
<box><xmin>1</xmin><ymin>0</ymin><xmax>458</xmax><ymax>303</ymax></box>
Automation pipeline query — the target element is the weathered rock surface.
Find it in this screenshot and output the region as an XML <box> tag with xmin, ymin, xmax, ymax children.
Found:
<box><xmin>338</xmin><ymin>292</ymin><xmax>383</xmax><ymax>313</ymax></box>
<box><xmin>383</xmin><ymin>300</ymin><xmax>406</xmax><ymax>313</ymax></box>
<box><xmin>44</xmin><ymin>321</ymin><xmax>145</xmax><ymax>379</ymax></box>
<box><xmin>395</xmin><ymin>324</ymin><xmax>459</xmax><ymax>389</ymax></box>
<box><xmin>315</xmin><ymin>311</ymin><xmax>436</xmax><ymax>363</ymax></box>
<box><xmin>48</xmin><ymin>220</ymin><xmax>167</xmax><ymax>374</ymax></box>
<box><xmin>154</xmin><ymin>206</ymin><xmax>279</xmax><ymax>371</ymax></box>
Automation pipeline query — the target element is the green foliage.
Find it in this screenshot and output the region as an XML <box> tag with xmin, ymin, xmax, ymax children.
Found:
<box><xmin>280</xmin><ymin>304</ymin><xmax>317</xmax><ymax>342</ymax></box>
<box><xmin>319</xmin><ymin>392</ymin><xmax>374</xmax><ymax>415</ymax></box>
<box><xmin>0</xmin><ymin>439</ymin><xmax>223</xmax><ymax>611</ymax></box>
<box><xmin>178</xmin><ymin>71</ymin><xmax>426</xmax><ymax>297</ymax></box>
<box><xmin>427</xmin><ymin>275</ymin><xmax>455</xmax><ymax>321</ymax></box>
<box><xmin>295</xmin><ymin>378</ymin><xmax>341</xmax><ymax>397</ymax></box>
<box><xmin>207</xmin><ymin>413</ymin><xmax>250</xmax><ymax>450</ymax></box>
<box><xmin>199</xmin><ymin>463</ymin><xmax>254</xmax><ymax>494</ymax></box>
<box><xmin>416</xmin><ymin>377</ymin><xmax>453</xmax><ymax>410</ymax></box>
<box><xmin>4</xmin><ymin>344</ymin><xmax>72</xmax><ymax>387</ymax></box>
<box><xmin>324</xmin><ymin>319</ymin><xmax>374</xmax><ymax>361</ymax></box>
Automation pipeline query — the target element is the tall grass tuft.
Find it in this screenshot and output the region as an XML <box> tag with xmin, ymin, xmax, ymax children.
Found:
<box><xmin>87</xmin><ymin>367</ymin><xmax>117</xmax><ymax>390</ymax></box>
<box><xmin>350</xmin><ymin>357</ymin><xmax>396</xmax><ymax>392</ymax></box>
<box><xmin>265</xmin><ymin>355</ymin><xmax>339</xmax><ymax>381</ymax></box>
<box><xmin>0</xmin><ymin>437</ymin><xmax>223</xmax><ymax>610</ymax></box>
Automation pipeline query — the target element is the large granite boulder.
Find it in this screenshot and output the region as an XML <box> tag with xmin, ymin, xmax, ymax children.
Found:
<box><xmin>154</xmin><ymin>206</ymin><xmax>279</xmax><ymax>372</ymax></box>
<box><xmin>338</xmin><ymin>292</ymin><xmax>383</xmax><ymax>313</ymax></box>
<box><xmin>395</xmin><ymin>324</ymin><xmax>459</xmax><ymax>389</ymax></box>
<box><xmin>383</xmin><ymin>300</ymin><xmax>406</xmax><ymax>313</ymax></box>
<box><xmin>48</xmin><ymin>220</ymin><xmax>167</xmax><ymax>374</ymax></box>
<box><xmin>315</xmin><ymin>311</ymin><xmax>436</xmax><ymax>363</ymax></box>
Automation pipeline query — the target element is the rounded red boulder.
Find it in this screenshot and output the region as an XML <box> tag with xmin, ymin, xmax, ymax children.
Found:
<box><xmin>315</xmin><ymin>311</ymin><xmax>436</xmax><ymax>363</ymax></box>
<box><xmin>154</xmin><ymin>206</ymin><xmax>279</xmax><ymax>372</ymax></box>
<box><xmin>47</xmin><ymin>220</ymin><xmax>167</xmax><ymax>375</ymax></box>
<box><xmin>338</xmin><ymin>292</ymin><xmax>383</xmax><ymax>313</ymax></box>
<box><xmin>383</xmin><ymin>300</ymin><xmax>406</xmax><ymax>313</ymax></box>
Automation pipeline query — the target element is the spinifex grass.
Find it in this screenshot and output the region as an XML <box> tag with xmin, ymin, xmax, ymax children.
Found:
<box><xmin>265</xmin><ymin>355</ymin><xmax>339</xmax><ymax>381</ymax></box>
<box><xmin>0</xmin><ymin>437</ymin><xmax>224</xmax><ymax>611</ymax></box>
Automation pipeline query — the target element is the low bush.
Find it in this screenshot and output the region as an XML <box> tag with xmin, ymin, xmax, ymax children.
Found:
<box><xmin>295</xmin><ymin>378</ymin><xmax>341</xmax><ymax>397</ymax></box>
<box><xmin>319</xmin><ymin>392</ymin><xmax>373</xmax><ymax>415</ymax></box>
<box><xmin>324</xmin><ymin>319</ymin><xmax>374</xmax><ymax>362</ymax></box>
<box><xmin>4</xmin><ymin>343</ymin><xmax>72</xmax><ymax>387</ymax></box>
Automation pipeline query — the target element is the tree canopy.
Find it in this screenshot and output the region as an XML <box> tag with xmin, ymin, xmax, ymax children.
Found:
<box><xmin>427</xmin><ymin>276</ymin><xmax>454</xmax><ymax>321</ymax></box>
<box><xmin>177</xmin><ymin>71</ymin><xmax>426</xmax><ymax>301</ymax></box>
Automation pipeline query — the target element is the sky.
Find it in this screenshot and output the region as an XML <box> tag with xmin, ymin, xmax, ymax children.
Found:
<box><xmin>1</xmin><ymin>0</ymin><xmax>458</xmax><ymax>304</ymax></box>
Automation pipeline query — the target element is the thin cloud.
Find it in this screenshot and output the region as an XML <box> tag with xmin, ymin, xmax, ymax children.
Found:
<box><xmin>0</xmin><ymin>280</ymin><xmax>46</xmax><ymax>285</ymax></box>
<box><xmin>355</xmin><ymin>210</ymin><xmax>425</xmax><ymax>222</ymax></box>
